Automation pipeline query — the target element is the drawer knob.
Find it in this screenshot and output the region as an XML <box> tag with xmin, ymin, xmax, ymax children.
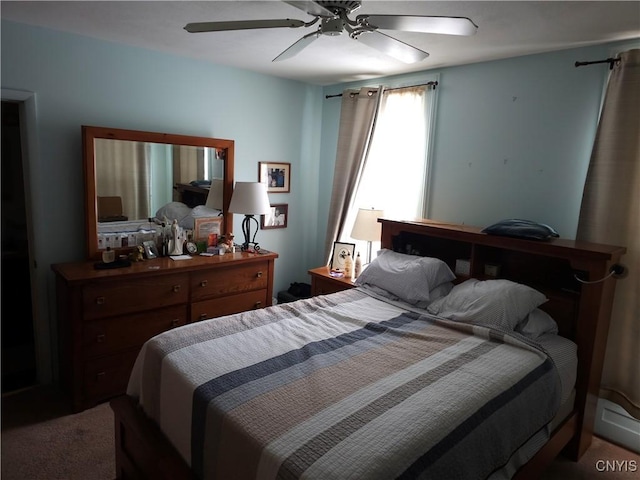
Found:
<box><xmin>95</xmin><ymin>296</ymin><xmax>105</xmax><ymax>305</ymax></box>
<box><xmin>200</xmin><ymin>280</ymin><xmax>208</xmax><ymax>287</ymax></box>
<box><xmin>96</xmin><ymin>371</ymin><xmax>106</xmax><ymax>381</ymax></box>
<box><xmin>254</xmin><ymin>301</ymin><xmax>262</xmax><ymax>309</ymax></box>
<box><xmin>96</xmin><ymin>334</ymin><xmax>106</xmax><ymax>343</ymax></box>
<box><xmin>256</xmin><ymin>271</ymin><xmax>263</xmax><ymax>278</ymax></box>
<box><xmin>173</xmin><ymin>284</ymin><xmax>181</xmax><ymax>293</ymax></box>
<box><xmin>171</xmin><ymin>319</ymin><xmax>179</xmax><ymax>327</ymax></box>
<box><xmin>199</xmin><ymin>313</ymin><xmax>207</xmax><ymax>320</ymax></box>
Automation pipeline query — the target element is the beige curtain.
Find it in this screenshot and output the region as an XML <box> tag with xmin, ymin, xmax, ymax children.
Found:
<box><xmin>95</xmin><ymin>139</ymin><xmax>150</xmax><ymax>220</ymax></box>
<box><xmin>324</xmin><ymin>86</ymin><xmax>384</xmax><ymax>263</ymax></box>
<box><xmin>172</xmin><ymin>145</ymin><xmax>205</xmax><ymax>186</ymax></box>
<box><xmin>576</xmin><ymin>49</ymin><xmax>640</xmax><ymax>419</ymax></box>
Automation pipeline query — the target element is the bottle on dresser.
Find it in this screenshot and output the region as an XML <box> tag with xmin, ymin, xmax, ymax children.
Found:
<box><xmin>354</xmin><ymin>252</ymin><xmax>362</xmax><ymax>279</ymax></box>
<box><xmin>344</xmin><ymin>252</ymin><xmax>353</xmax><ymax>280</ymax></box>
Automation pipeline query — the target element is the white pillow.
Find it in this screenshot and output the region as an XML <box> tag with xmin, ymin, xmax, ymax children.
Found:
<box><xmin>414</xmin><ymin>282</ymin><xmax>455</xmax><ymax>309</ymax></box>
<box><xmin>362</xmin><ymin>281</ymin><xmax>454</xmax><ymax>309</ymax></box>
<box><xmin>155</xmin><ymin>202</ymin><xmax>192</xmax><ymax>227</ymax></box>
<box><xmin>427</xmin><ymin>278</ymin><xmax>547</xmax><ymax>331</ymax></box>
<box><xmin>354</xmin><ymin>249</ymin><xmax>456</xmax><ymax>304</ymax></box>
<box><xmin>516</xmin><ymin>308</ymin><xmax>558</xmax><ymax>339</ymax></box>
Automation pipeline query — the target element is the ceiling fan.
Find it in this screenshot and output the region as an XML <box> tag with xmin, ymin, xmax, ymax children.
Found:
<box><xmin>184</xmin><ymin>0</ymin><xmax>478</xmax><ymax>64</ymax></box>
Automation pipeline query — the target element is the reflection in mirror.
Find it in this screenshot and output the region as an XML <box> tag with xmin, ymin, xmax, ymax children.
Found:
<box><xmin>83</xmin><ymin>126</ymin><xmax>234</xmax><ymax>260</ymax></box>
<box><xmin>94</xmin><ymin>139</ymin><xmax>224</xmax><ymax>221</ymax></box>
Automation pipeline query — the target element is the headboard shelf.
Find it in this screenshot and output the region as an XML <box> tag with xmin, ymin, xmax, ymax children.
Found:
<box><xmin>379</xmin><ymin>218</ymin><xmax>626</xmax><ymax>462</ymax></box>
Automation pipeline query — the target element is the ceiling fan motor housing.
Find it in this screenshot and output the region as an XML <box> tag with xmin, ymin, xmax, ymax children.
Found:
<box><xmin>315</xmin><ymin>1</ymin><xmax>362</xmax><ymax>16</ymax></box>
<box><xmin>321</xmin><ymin>17</ymin><xmax>345</xmax><ymax>36</ymax></box>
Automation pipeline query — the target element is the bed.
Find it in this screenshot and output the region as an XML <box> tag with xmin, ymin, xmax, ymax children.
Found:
<box><xmin>111</xmin><ymin>218</ymin><xmax>626</xmax><ymax>480</ymax></box>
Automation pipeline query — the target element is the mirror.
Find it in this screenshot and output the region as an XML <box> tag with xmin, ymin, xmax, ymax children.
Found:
<box><xmin>83</xmin><ymin>126</ymin><xmax>234</xmax><ymax>260</ymax></box>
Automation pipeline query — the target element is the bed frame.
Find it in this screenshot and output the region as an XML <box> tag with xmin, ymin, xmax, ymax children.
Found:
<box><xmin>111</xmin><ymin>218</ymin><xmax>626</xmax><ymax>480</ymax></box>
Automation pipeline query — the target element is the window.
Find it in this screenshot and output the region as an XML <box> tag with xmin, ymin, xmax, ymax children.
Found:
<box><xmin>340</xmin><ymin>85</ymin><xmax>434</xmax><ymax>258</ymax></box>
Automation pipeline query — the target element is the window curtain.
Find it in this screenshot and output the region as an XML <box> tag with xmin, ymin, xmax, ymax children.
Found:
<box><xmin>172</xmin><ymin>145</ymin><xmax>205</xmax><ymax>185</ymax></box>
<box><xmin>324</xmin><ymin>86</ymin><xmax>384</xmax><ymax>263</ymax></box>
<box><xmin>346</xmin><ymin>85</ymin><xmax>429</xmax><ymax>222</ymax></box>
<box><xmin>576</xmin><ymin>49</ymin><xmax>640</xmax><ymax>419</ymax></box>
<box><xmin>95</xmin><ymin>139</ymin><xmax>150</xmax><ymax>220</ymax></box>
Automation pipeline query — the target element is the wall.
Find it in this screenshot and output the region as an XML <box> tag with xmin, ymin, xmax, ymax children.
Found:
<box><xmin>316</xmin><ymin>41</ymin><xmax>639</xmax><ymax>265</ymax></box>
<box><xmin>1</xmin><ymin>20</ymin><xmax>322</xmax><ymax>384</ymax></box>
<box><xmin>2</xmin><ymin>18</ymin><xmax>637</xmax><ymax>387</ymax></box>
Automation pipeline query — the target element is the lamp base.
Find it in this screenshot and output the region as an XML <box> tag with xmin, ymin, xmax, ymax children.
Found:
<box><xmin>240</xmin><ymin>215</ymin><xmax>261</xmax><ymax>253</ymax></box>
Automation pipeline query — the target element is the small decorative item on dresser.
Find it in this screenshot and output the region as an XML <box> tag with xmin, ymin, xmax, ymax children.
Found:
<box><xmin>102</xmin><ymin>246</ymin><xmax>115</xmax><ymax>264</ymax></box>
<box><xmin>344</xmin><ymin>251</ymin><xmax>353</xmax><ymax>279</ymax></box>
<box><xmin>142</xmin><ymin>240</ymin><xmax>159</xmax><ymax>259</ymax></box>
<box><xmin>194</xmin><ymin>217</ymin><xmax>222</xmax><ymax>242</ymax></box>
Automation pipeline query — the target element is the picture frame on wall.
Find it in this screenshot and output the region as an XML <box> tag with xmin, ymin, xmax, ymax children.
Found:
<box><xmin>330</xmin><ymin>241</ymin><xmax>355</xmax><ymax>271</ymax></box>
<box><xmin>261</xmin><ymin>204</ymin><xmax>288</xmax><ymax>229</ymax></box>
<box><xmin>259</xmin><ymin>162</ymin><xmax>291</xmax><ymax>193</ymax></box>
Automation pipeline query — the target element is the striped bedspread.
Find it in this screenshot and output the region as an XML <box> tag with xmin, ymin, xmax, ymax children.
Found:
<box><xmin>128</xmin><ymin>288</ymin><xmax>561</xmax><ymax>480</ymax></box>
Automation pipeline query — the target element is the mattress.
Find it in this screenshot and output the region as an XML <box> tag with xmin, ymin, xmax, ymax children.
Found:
<box><xmin>128</xmin><ymin>288</ymin><xmax>576</xmax><ymax>480</ymax></box>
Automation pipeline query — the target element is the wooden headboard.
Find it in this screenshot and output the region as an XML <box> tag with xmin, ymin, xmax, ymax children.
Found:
<box><xmin>379</xmin><ymin>218</ymin><xmax>626</xmax><ymax>461</ymax></box>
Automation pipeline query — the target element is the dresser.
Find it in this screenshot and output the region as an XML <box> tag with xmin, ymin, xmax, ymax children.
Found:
<box><xmin>53</xmin><ymin>251</ymin><xmax>277</xmax><ymax>412</ymax></box>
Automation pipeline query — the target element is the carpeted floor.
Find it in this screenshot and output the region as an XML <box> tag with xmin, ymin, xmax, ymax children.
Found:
<box><xmin>1</xmin><ymin>385</ymin><xmax>638</xmax><ymax>479</ymax></box>
<box><xmin>1</xmin><ymin>385</ymin><xmax>115</xmax><ymax>480</ymax></box>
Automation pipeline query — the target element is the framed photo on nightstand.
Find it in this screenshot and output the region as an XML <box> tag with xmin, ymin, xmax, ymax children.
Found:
<box><xmin>330</xmin><ymin>241</ymin><xmax>355</xmax><ymax>271</ymax></box>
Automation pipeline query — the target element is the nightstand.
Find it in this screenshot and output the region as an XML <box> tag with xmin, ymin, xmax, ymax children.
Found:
<box><xmin>308</xmin><ymin>266</ymin><xmax>356</xmax><ymax>296</ymax></box>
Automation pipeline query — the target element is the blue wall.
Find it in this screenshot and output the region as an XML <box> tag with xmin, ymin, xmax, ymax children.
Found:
<box><xmin>1</xmin><ymin>20</ymin><xmax>322</xmax><ymax>383</ymax></box>
<box><xmin>2</xmin><ymin>18</ymin><xmax>637</xmax><ymax>384</ymax></box>
<box><xmin>316</xmin><ymin>41</ymin><xmax>638</xmax><ymax>258</ymax></box>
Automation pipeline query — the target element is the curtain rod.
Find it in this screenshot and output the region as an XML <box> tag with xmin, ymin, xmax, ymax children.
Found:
<box><xmin>325</xmin><ymin>81</ymin><xmax>438</xmax><ymax>99</ymax></box>
<box><xmin>575</xmin><ymin>57</ymin><xmax>620</xmax><ymax>70</ymax></box>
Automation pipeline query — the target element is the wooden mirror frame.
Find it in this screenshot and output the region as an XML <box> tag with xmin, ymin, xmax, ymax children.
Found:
<box><xmin>82</xmin><ymin>125</ymin><xmax>234</xmax><ymax>260</ymax></box>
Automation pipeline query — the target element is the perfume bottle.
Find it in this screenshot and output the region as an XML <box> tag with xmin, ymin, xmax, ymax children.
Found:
<box><xmin>102</xmin><ymin>246</ymin><xmax>115</xmax><ymax>264</ymax></box>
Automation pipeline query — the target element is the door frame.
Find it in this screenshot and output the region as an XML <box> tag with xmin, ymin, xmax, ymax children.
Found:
<box><xmin>1</xmin><ymin>88</ymin><xmax>51</xmax><ymax>384</ymax></box>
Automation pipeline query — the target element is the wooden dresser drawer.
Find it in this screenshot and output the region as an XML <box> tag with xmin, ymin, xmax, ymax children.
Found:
<box><xmin>53</xmin><ymin>251</ymin><xmax>277</xmax><ymax>411</ymax></box>
<box><xmin>84</xmin><ymin>350</ymin><xmax>140</xmax><ymax>402</ymax></box>
<box><xmin>191</xmin><ymin>289</ymin><xmax>267</xmax><ymax>322</ymax></box>
<box><xmin>83</xmin><ymin>273</ymin><xmax>189</xmax><ymax>319</ymax></box>
<box><xmin>191</xmin><ymin>262</ymin><xmax>268</xmax><ymax>301</ymax></box>
<box><xmin>82</xmin><ymin>305</ymin><xmax>187</xmax><ymax>358</ymax></box>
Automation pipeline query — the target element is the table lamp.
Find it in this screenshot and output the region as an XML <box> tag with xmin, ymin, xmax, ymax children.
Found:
<box><xmin>350</xmin><ymin>208</ymin><xmax>384</xmax><ymax>263</ymax></box>
<box><xmin>228</xmin><ymin>182</ymin><xmax>271</xmax><ymax>252</ymax></box>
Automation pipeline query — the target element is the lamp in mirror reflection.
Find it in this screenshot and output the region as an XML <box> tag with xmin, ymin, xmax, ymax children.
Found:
<box><xmin>205</xmin><ymin>178</ymin><xmax>224</xmax><ymax>211</ymax></box>
<box><xmin>228</xmin><ymin>182</ymin><xmax>271</xmax><ymax>252</ymax></box>
<box><xmin>351</xmin><ymin>208</ymin><xmax>384</xmax><ymax>263</ymax></box>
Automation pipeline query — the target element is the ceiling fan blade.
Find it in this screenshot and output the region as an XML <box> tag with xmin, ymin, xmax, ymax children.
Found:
<box><xmin>185</xmin><ymin>19</ymin><xmax>305</xmax><ymax>33</ymax></box>
<box><xmin>273</xmin><ymin>30</ymin><xmax>321</xmax><ymax>62</ymax></box>
<box><xmin>355</xmin><ymin>31</ymin><xmax>428</xmax><ymax>64</ymax></box>
<box><xmin>358</xmin><ymin>15</ymin><xmax>478</xmax><ymax>36</ymax></box>
<box><xmin>282</xmin><ymin>1</ymin><xmax>337</xmax><ymax>17</ymax></box>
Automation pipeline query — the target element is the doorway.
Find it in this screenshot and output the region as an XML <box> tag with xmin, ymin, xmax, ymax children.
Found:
<box><xmin>1</xmin><ymin>100</ymin><xmax>37</xmax><ymax>393</ymax></box>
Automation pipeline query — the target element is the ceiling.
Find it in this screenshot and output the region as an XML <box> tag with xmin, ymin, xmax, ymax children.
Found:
<box><xmin>2</xmin><ymin>1</ymin><xmax>639</xmax><ymax>85</ymax></box>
